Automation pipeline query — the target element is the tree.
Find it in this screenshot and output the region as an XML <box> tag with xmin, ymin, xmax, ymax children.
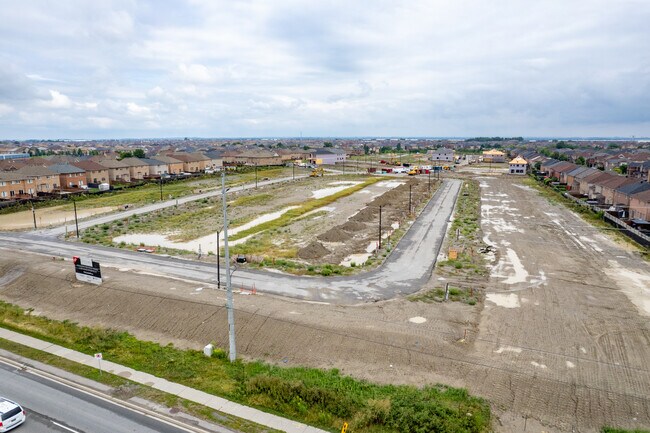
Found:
<box><xmin>363</xmin><ymin>144</ymin><xmax>370</xmax><ymax>155</ymax></box>
<box><xmin>117</xmin><ymin>151</ymin><xmax>133</xmax><ymax>160</ymax></box>
<box><xmin>576</xmin><ymin>156</ymin><xmax>586</xmax><ymax>165</ymax></box>
<box><xmin>133</xmin><ymin>149</ymin><xmax>146</xmax><ymax>158</ymax></box>
<box><xmin>323</xmin><ymin>142</ymin><xmax>333</xmax><ymax>148</ymax></box>
<box><xmin>615</xmin><ymin>163</ymin><xmax>628</xmax><ymax>175</ymax></box>
<box><xmin>303</xmin><ymin>145</ymin><xmax>309</xmax><ymax>150</ymax></box>
<box><xmin>396</xmin><ymin>142</ymin><xmax>402</xmax><ymax>152</ymax></box>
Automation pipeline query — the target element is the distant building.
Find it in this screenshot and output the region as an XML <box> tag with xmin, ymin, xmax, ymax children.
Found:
<box><xmin>311</xmin><ymin>148</ymin><xmax>346</xmax><ymax>165</ymax></box>
<box><xmin>482</xmin><ymin>149</ymin><xmax>506</xmax><ymax>163</ymax></box>
<box><xmin>0</xmin><ymin>153</ymin><xmax>30</xmax><ymax>160</ymax></box>
<box><xmin>428</xmin><ymin>148</ymin><xmax>454</xmax><ymax>163</ymax></box>
<box><xmin>508</xmin><ymin>156</ymin><xmax>528</xmax><ymax>175</ymax></box>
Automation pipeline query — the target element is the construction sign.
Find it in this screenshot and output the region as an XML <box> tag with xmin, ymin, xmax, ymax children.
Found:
<box><xmin>72</xmin><ymin>256</ymin><xmax>103</xmax><ymax>285</ymax></box>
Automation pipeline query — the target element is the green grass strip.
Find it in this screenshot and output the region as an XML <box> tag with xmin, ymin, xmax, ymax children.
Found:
<box><xmin>0</xmin><ymin>301</ymin><xmax>490</xmax><ymax>433</ymax></box>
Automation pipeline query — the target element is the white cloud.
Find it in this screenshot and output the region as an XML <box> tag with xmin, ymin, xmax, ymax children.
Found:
<box><xmin>126</xmin><ymin>102</ymin><xmax>151</xmax><ymax>115</ymax></box>
<box><xmin>43</xmin><ymin>90</ymin><xmax>72</xmax><ymax>109</ymax></box>
<box><xmin>0</xmin><ymin>103</ymin><xmax>14</xmax><ymax>116</ymax></box>
<box><xmin>0</xmin><ymin>0</ymin><xmax>649</xmax><ymax>138</ymax></box>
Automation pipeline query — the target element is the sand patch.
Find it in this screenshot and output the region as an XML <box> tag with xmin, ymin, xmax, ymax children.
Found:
<box><xmin>486</xmin><ymin>293</ymin><xmax>520</xmax><ymax>308</ymax></box>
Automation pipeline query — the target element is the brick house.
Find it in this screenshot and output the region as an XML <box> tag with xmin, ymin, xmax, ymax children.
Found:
<box><xmin>95</xmin><ymin>159</ymin><xmax>132</xmax><ymax>183</ymax></box>
<box><xmin>152</xmin><ymin>155</ymin><xmax>184</xmax><ymax>174</ymax></box>
<box><xmin>71</xmin><ymin>160</ymin><xmax>110</xmax><ymax>185</ymax></box>
<box><xmin>629</xmin><ymin>190</ymin><xmax>650</xmax><ymax>220</ymax></box>
<box><xmin>46</xmin><ymin>164</ymin><xmax>87</xmax><ymax>190</ymax></box>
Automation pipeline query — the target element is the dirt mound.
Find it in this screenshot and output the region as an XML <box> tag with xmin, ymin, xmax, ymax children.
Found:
<box><xmin>317</xmin><ymin>228</ymin><xmax>350</xmax><ymax>242</ymax></box>
<box><xmin>350</xmin><ymin>208</ymin><xmax>376</xmax><ymax>223</ymax></box>
<box><xmin>340</xmin><ymin>221</ymin><xmax>367</xmax><ymax>232</ymax></box>
<box><xmin>297</xmin><ymin>241</ymin><xmax>330</xmax><ymax>260</ymax></box>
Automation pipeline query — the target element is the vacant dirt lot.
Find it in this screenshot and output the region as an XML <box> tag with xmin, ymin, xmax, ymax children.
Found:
<box><xmin>0</xmin><ymin>174</ymin><xmax>648</xmax><ymax>432</ymax></box>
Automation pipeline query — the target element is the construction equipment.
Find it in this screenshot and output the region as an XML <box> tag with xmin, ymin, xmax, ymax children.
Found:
<box><xmin>310</xmin><ymin>167</ymin><xmax>324</xmax><ymax>177</ymax></box>
<box><xmin>407</xmin><ymin>168</ymin><xmax>418</xmax><ymax>176</ymax></box>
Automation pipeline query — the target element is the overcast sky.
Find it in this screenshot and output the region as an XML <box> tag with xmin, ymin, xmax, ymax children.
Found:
<box><xmin>1</xmin><ymin>0</ymin><xmax>649</xmax><ymax>139</ymax></box>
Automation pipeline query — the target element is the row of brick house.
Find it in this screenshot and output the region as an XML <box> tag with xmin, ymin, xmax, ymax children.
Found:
<box><xmin>0</xmin><ymin>147</ymin><xmax>349</xmax><ymax>201</ymax></box>
<box><xmin>540</xmin><ymin>159</ymin><xmax>650</xmax><ymax>221</ymax></box>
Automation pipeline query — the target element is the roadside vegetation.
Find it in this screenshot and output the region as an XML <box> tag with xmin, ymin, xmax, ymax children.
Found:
<box><xmin>435</xmin><ymin>180</ymin><xmax>488</xmax><ymax>278</ymax></box>
<box><xmin>0</xmin><ymin>301</ymin><xmax>491</xmax><ymax>433</ymax></box>
<box><xmin>408</xmin><ymin>285</ymin><xmax>481</xmax><ymax>306</ymax></box>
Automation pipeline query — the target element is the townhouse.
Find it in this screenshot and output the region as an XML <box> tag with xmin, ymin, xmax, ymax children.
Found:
<box><xmin>629</xmin><ymin>190</ymin><xmax>650</xmax><ymax>221</ymax></box>
<box><xmin>45</xmin><ymin>163</ymin><xmax>87</xmax><ymax>190</ymax></box>
<box><xmin>71</xmin><ymin>160</ymin><xmax>110</xmax><ymax>186</ymax></box>
<box><xmin>95</xmin><ymin>159</ymin><xmax>132</xmax><ymax>183</ymax></box>
<box><xmin>152</xmin><ymin>155</ymin><xmax>184</xmax><ymax>174</ymax></box>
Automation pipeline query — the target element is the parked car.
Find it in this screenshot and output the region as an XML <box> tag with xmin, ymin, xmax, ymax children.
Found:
<box><xmin>0</xmin><ymin>397</ymin><xmax>25</xmax><ymax>432</ymax></box>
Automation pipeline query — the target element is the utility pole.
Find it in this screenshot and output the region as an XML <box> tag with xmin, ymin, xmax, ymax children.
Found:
<box><xmin>216</xmin><ymin>230</ymin><xmax>221</xmax><ymax>290</ymax></box>
<box><xmin>428</xmin><ymin>168</ymin><xmax>431</xmax><ymax>191</ymax></box>
<box><xmin>73</xmin><ymin>198</ymin><xmax>79</xmax><ymax>238</ymax></box>
<box><xmin>159</xmin><ymin>176</ymin><xmax>163</xmax><ymax>201</ymax></box>
<box><xmin>221</xmin><ymin>172</ymin><xmax>236</xmax><ymax>362</ymax></box>
<box><xmin>409</xmin><ymin>184</ymin><xmax>412</xmax><ymax>215</ymax></box>
<box><xmin>31</xmin><ymin>201</ymin><xmax>37</xmax><ymax>230</ymax></box>
<box><xmin>292</xmin><ymin>162</ymin><xmax>295</xmax><ymax>180</ymax></box>
<box><xmin>255</xmin><ymin>163</ymin><xmax>258</xmax><ymax>188</ymax></box>
<box><xmin>378</xmin><ymin>205</ymin><xmax>383</xmax><ymax>250</ymax></box>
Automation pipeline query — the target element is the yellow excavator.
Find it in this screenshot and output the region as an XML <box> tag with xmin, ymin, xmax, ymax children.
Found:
<box><xmin>310</xmin><ymin>167</ymin><xmax>324</xmax><ymax>177</ymax></box>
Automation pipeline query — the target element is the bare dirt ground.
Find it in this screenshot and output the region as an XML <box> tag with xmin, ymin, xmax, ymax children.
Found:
<box><xmin>0</xmin><ymin>174</ymin><xmax>649</xmax><ymax>432</ymax></box>
<box><xmin>0</xmin><ymin>205</ymin><xmax>117</xmax><ymax>230</ymax></box>
<box><xmin>100</xmin><ymin>173</ymin><xmax>437</xmax><ymax>267</ymax></box>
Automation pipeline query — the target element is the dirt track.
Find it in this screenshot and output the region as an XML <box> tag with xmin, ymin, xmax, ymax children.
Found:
<box><xmin>0</xmin><ymin>175</ymin><xmax>649</xmax><ymax>432</ymax></box>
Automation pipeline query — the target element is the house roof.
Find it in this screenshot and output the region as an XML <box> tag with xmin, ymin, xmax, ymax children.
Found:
<box><xmin>14</xmin><ymin>165</ymin><xmax>57</xmax><ymax>177</ymax></box>
<box><xmin>0</xmin><ymin>171</ymin><xmax>28</xmax><ymax>181</ymax></box>
<box><xmin>96</xmin><ymin>159</ymin><xmax>131</xmax><ymax>169</ymax></box>
<box><xmin>566</xmin><ymin>166</ymin><xmax>591</xmax><ymax>177</ymax></box>
<box><xmin>600</xmin><ymin>176</ymin><xmax>639</xmax><ymax>190</ymax></box>
<box><xmin>574</xmin><ymin>167</ymin><xmax>600</xmax><ymax>180</ymax></box>
<box><xmin>119</xmin><ymin>157</ymin><xmax>152</xmax><ymax>167</ymax></box>
<box><xmin>138</xmin><ymin>158</ymin><xmax>167</xmax><ymax>166</ymax></box>
<box><xmin>552</xmin><ymin>162</ymin><xmax>578</xmax><ymax>173</ymax></box>
<box><xmin>509</xmin><ymin>156</ymin><xmax>527</xmax><ymax>164</ymax></box>
<box><xmin>152</xmin><ymin>155</ymin><xmax>183</xmax><ymax>164</ymax></box>
<box><xmin>482</xmin><ymin>149</ymin><xmax>505</xmax><ymax>155</ymax></box>
<box><xmin>46</xmin><ymin>163</ymin><xmax>86</xmax><ymax>174</ymax></box>
<box><xmin>167</xmin><ymin>152</ymin><xmax>211</xmax><ymax>162</ymax></box>
<box><xmin>582</xmin><ymin>171</ymin><xmax>613</xmax><ymax>184</ymax></box>
<box><xmin>313</xmin><ymin>148</ymin><xmax>344</xmax><ymax>155</ymax></box>
<box><xmin>616</xmin><ymin>182</ymin><xmax>650</xmax><ymax>196</ymax></box>
<box><xmin>71</xmin><ymin>160</ymin><xmax>108</xmax><ymax>171</ymax></box>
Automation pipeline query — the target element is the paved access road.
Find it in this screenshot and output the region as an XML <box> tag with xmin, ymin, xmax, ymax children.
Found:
<box><xmin>0</xmin><ymin>179</ymin><xmax>462</xmax><ymax>304</ymax></box>
<box><xmin>0</xmin><ymin>361</ymin><xmax>196</xmax><ymax>433</ymax></box>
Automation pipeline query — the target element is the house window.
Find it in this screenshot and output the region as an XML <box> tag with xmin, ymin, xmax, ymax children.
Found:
<box><xmin>0</xmin><ymin>181</ymin><xmax>4</xmax><ymax>186</ymax></box>
<box><xmin>0</xmin><ymin>191</ymin><xmax>5</xmax><ymax>197</ymax></box>
<box><xmin>27</xmin><ymin>179</ymin><xmax>33</xmax><ymax>184</ymax></box>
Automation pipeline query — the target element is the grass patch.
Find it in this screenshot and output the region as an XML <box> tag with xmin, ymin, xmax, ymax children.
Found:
<box><xmin>0</xmin><ymin>301</ymin><xmax>491</xmax><ymax>433</ymax></box>
<box><xmin>0</xmin><ymin>338</ymin><xmax>282</xmax><ymax>433</ymax></box>
<box><xmin>409</xmin><ymin>286</ymin><xmax>481</xmax><ymax>305</ymax></box>
<box><xmin>231</xmin><ymin>193</ymin><xmax>274</xmax><ymax>207</ymax></box>
<box><xmin>437</xmin><ymin>180</ymin><xmax>487</xmax><ymax>278</ymax></box>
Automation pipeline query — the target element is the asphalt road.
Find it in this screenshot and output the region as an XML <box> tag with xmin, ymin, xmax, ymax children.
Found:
<box><xmin>0</xmin><ymin>361</ymin><xmax>196</xmax><ymax>433</ymax></box>
<box><xmin>0</xmin><ymin>178</ymin><xmax>461</xmax><ymax>304</ymax></box>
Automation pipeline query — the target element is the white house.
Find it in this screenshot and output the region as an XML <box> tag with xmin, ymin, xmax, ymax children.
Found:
<box><xmin>509</xmin><ymin>156</ymin><xmax>528</xmax><ymax>175</ymax></box>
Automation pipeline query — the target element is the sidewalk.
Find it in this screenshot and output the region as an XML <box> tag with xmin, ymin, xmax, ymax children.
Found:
<box><xmin>0</xmin><ymin>327</ymin><xmax>328</xmax><ymax>433</ymax></box>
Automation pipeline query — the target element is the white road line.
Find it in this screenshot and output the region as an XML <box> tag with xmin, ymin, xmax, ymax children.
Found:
<box><xmin>52</xmin><ymin>421</ymin><xmax>80</xmax><ymax>433</ymax></box>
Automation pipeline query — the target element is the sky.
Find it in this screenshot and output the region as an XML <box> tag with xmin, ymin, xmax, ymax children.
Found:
<box><xmin>1</xmin><ymin>0</ymin><xmax>649</xmax><ymax>139</ymax></box>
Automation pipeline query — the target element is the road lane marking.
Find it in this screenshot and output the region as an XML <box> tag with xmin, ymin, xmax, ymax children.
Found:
<box><xmin>52</xmin><ymin>421</ymin><xmax>80</xmax><ymax>433</ymax></box>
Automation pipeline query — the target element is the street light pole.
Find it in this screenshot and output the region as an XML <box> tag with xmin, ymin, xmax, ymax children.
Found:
<box><xmin>31</xmin><ymin>200</ymin><xmax>37</xmax><ymax>230</ymax></box>
<box><xmin>216</xmin><ymin>230</ymin><xmax>221</xmax><ymax>290</ymax></box>
<box><xmin>221</xmin><ymin>172</ymin><xmax>236</xmax><ymax>362</ymax></box>
<box><xmin>73</xmin><ymin>198</ymin><xmax>79</xmax><ymax>238</ymax></box>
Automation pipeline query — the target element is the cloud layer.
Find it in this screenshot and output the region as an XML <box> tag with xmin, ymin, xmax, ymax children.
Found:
<box><xmin>1</xmin><ymin>0</ymin><xmax>649</xmax><ymax>139</ymax></box>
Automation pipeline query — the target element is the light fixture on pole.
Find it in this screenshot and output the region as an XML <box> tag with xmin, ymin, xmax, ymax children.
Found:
<box><xmin>221</xmin><ymin>172</ymin><xmax>236</xmax><ymax>362</ymax></box>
